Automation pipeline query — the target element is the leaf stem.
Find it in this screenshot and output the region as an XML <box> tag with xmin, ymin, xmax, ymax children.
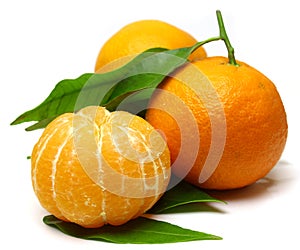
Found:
<box><xmin>216</xmin><ymin>10</ymin><xmax>239</xmax><ymax>66</ymax></box>
<box><xmin>190</xmin><ymin>36</ymin><xmax>221</xmax><ymax>54</ymax></box>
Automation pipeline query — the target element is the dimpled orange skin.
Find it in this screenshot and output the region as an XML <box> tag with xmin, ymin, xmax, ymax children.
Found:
<box><xmin>31</xmin><ymin>106</ymin><xmax>171</xmax><ymax>228</ymax></box>
<box><xmin>146</xmin><ymin>56</ymin><xmax>288</xmax><ymax>190</ymax></box>
<box><xmin>94</xmin><ymin>19</ymin><xmax>207</xmax><ymax>72</ymax></box>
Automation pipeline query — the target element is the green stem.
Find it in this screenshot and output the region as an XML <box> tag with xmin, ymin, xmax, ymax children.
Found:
<box><xmin>191</xmin><ymin>10</ymin><xmax>239</xmax><ymax>66</ymax></box>
<box><xmin>216</xmin><ymin>10</ymin><xmax>239</xmax><ymax>66</ymax></box>
<box><xmin>190</xmin><ymin>36</ymin><xmax>222</xmax><ymax>54</ymax></box>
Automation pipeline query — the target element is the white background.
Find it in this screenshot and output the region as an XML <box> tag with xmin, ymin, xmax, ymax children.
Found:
<box><xmin>1</xmin><ymin>0</ymin><xmax>299</xmax><ymax>249</ymax></box>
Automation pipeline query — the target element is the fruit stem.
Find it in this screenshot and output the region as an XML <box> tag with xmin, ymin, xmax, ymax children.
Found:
<box><xmin>216</xmin><ymin>10</ymin><xmax>239</xmax><ymax>66</ymax></box>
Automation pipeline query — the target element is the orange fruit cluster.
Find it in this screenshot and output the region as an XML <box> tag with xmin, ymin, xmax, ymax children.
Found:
<box><xmin>31</xmin><ymin>106</ymin><xmax>170</xmax><ymax>228</ymax></box>
<box><xmin>31</xmin><ymin>18</ymin><xmax>288</xmax><ymax>229</ymax></box>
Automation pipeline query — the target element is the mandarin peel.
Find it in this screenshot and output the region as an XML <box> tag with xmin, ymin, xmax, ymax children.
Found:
<box><xmin>94</xmin><ymin>19</ymin><xmax>207</xmax><ymax>72</ymax></box>
<box><xmin>146</xmin><ymin>57</ymin><xmax>287</xmax><ymax>190</ymax></box>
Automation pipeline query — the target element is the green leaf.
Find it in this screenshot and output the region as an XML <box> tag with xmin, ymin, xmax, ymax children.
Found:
<box><xmin>10</xmin><ymin>73</ymin><xmax>94</xmax><ymax>126</ymax></box>
<box><xmin>43</xmin><ymin>215</ymin><xmax>221</xmax><ymax>244</ymax></box>
<box><xmin>11</xmin><ymin>43</ymin><xmax>204</xmax><ymax>130</ymax></box>
<box><xmin>149</xmin><ymin>180</ymin><xmax>225</xmax><ymax>214</ymax></box>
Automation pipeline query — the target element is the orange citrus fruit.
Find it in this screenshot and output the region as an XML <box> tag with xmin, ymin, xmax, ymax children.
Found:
<box><xmin>31</xmin><ymin>106</ymin><xmax>171</xmax><ymax>228</ymax></box>
<box><xmin>146</xmin><ymin>56</ymin><xmax>288</xmax><ymax>190</ymax></box>
<box><xmin>94</xmin><ymin>19</ymin><xmax>207</xmax><ymax>72</ymax></box>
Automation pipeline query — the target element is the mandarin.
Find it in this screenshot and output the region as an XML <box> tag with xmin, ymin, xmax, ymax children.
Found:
<box><xmin>146</xmin><ymin>56</ymin><xmax>288</xmax><ymax>190</ymax></box>
<box><xmin>31</xmin><ymin>106</ymin><xmax>170</xmax><ymax>228</ymax></box>
<box><xmin>94</xmin><ymin>19</ymin><xmax>206</xmax><ymax>72</ymax></box>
